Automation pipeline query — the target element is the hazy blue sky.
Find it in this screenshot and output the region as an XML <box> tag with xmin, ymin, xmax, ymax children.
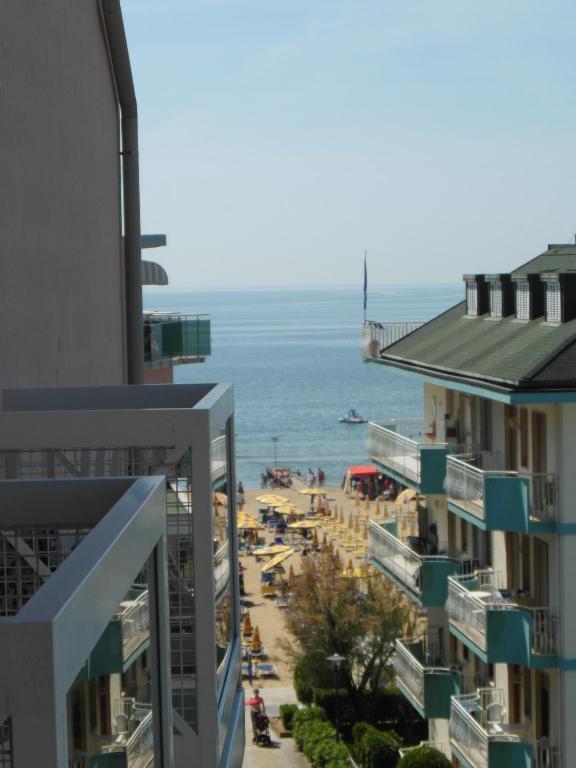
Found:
<box><xmin>124</xmin><ymin>1</ymin><xmax>576</xmax><ymax>288</ymax></box>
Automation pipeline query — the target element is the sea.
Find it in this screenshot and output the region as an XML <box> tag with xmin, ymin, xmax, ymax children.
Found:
<box><xmin>143</xmin><ymin>284</ymin><xmax>462</xmax><ymax>489</ymax></box>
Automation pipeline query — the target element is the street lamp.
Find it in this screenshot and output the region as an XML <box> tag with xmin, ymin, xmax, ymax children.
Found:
<box><xmin>271</xmin><ymin>436</ymin><xmax>279</xmax><ymax>467</ymax></box>
<box><xmin>326</xmin><ymin>653</ymin><xmax>345</xmax><ymax>740</ymax></box>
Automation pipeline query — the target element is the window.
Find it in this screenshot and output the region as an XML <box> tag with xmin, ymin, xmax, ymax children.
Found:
<box><xmin>516</xmin><ymin>282</ymin><xmax>530</xmax><ymax>320</ymax></box>
<box><xmin>520</xmin><ymin>408</ymin><xmax>529</xmax><ymax>467</ymax></box>
<box><xmin>489</xmin><ymin>282</ymin><xmax>503</xmax><ymax>317</ymax></box>
<box><xmin>466</xmin><ymin>282</ymin><xmax>478</xmax><ymax>316</ymax></box>
<box><xmin>545</xmin><ymin>281</ymin><xmax>561</xmax><ymax>323</ymax></box>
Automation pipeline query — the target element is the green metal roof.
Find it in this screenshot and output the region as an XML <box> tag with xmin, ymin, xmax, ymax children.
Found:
<box><xmin>378</xmin><ymin>246</ymin><xmax>576</xmax><ymax>391</ymax></box>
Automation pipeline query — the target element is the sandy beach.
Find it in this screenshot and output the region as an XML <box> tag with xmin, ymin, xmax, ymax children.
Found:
<box><xmin>238</xmin><ymin>480</ymin><xmax>413</xmax><ymax>693</ymax></box>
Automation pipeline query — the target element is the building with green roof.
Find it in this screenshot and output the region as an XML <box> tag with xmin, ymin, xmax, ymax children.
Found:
<box><xmin>363</xmin><ymin>244</ymin><xmax>576</xmax><ymax>768</ymax></box>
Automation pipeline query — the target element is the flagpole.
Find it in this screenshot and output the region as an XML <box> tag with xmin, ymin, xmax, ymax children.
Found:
<box><xmin>363</xmin><ymin>250</ymin><xmax>367</xmax><ymax>323</ymax></box>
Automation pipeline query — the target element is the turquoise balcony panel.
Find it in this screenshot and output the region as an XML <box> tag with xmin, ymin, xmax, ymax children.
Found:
<box><xmin>368</xmin><ymin>421</ymin><xmax>449</xmax><ymax>494</ymax></box>
<box><xmin>369</xmin><ymin>521</ymin><xmax>460</xmax><ymax>608</ymax></box>
<box><xmin>78</xmin><ymin>591</ymin><xmax>151</xmax><ymax>681</ymax></box>
<box><xmin>89</xmin><ymin>754</ymin><xmax>126</xmax><ymax>768</ymax></box>
<box><xmin>144</xmin><ymin>313</ymin><xmax>211</xmax><ymax>364</ymax></box>
<box><xmin>395</xmin><ymin>639</ymin><xmax>461</xmax><ymax>719</ymax></box>
<box><xmin>446</xmin><ymin>455</ymin><xmax>558</xmax><ymax>533</ymax></box>
<box><xmin>450</xmin><ymin>691</ymin><xmax>533</xmax><ymax>768</ymax></box>
<box><xmin>447</xmin><ymin>573</ymin><xmax>558</xmax><ymax>668</ymax></box>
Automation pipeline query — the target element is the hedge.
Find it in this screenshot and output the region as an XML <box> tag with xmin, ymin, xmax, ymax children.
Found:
<box><xmin>397</xmin><ymin>746</ymin><xmax>452</xmax><ymax>768</ymax></box>
<box><xmin>292</xmin><ymin>707</ymin><xmax>349</xmax><ymax>768</ymax></box>
<box><xmin>352</xmin><ymin>722</ymin><xmax>401</xmax><ymax>768</ymax></box>
<box><xmin>279</xmin><ymin>704</ymin><xmax>299</xmax><ymax>732</ymax></box>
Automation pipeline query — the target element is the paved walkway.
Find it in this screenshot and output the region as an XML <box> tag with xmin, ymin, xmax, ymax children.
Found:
<box><xmin>242</xmin><ymin>686</ymin><xmax>309</xmax><ymax>768</ymax></box>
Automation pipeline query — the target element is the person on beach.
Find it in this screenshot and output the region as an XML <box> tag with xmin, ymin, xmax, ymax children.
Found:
<box><xmin>237</xmin><ymin>482</ymin><xmax>246</xmax><ymax>511</ymax></box>
<box><xmin>248</xmin><ymin>688</ymin><xmax>266</xmax><ymax>738</ymax></box>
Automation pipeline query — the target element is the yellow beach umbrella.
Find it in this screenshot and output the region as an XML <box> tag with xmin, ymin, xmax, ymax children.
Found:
<box><xmin>237</xmin><ymin>518</ymin><xmax>265</xmax><ymax>531</ymax></box>
<box><xmin>256</xmin><ymin>544</ymin><xmax>292</xmax><ymax>556</ymax></box>
<box><xmin>288</xmin><ymin>520</ymin><xmax>320</xmax><ymax>529</ymax></box>
<box><xmin>299</xmin><ymin>488</ymin><xmax>327</xmax><ymax>496</ymax></box>
<box><xmin>256</xmin><ymin>494</ymin><xmax>289</xmax><ymax>505</ymax></box>
<box><xmin>261</xmin><ymin>549</ymin><xmax>294</xmax><ymax>572</ymax></box>
<box><xmin>396</xmin><ymin>488</ymin><xmax>417</xmax><ymax>505</ymax></box>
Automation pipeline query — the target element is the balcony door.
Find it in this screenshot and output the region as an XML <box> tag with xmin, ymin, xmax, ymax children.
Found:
<box><xmin>532</xmin><ymin>412</ymin><xmax>547</xmax><ymax>474</ymax></box>
<box><xmin>505</xmin><ymin>405</ymin><xmax>518</xmax><ymax>471</ymax></box>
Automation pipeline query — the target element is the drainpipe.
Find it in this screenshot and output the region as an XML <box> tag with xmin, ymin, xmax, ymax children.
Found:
<box><xmin>101</xmin><ymin>0</ymin><xmax>144</xmax><ymax>384</ymax></box>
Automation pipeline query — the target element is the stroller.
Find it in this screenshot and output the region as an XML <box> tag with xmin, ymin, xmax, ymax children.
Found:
<box><xmin>252</xmin><ymin>710</ymin><xmax>272</xmax><ymax>747</ymax></box>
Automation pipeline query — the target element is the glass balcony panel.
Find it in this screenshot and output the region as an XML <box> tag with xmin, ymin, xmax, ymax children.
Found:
<box><xmin>144</xmin><ymin>313</ymin><xmax>211</xmax><ymax>364</ymax></box>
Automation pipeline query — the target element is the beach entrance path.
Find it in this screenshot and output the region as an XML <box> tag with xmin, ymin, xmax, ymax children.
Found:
<box><xmin>242</xmin><ymin>686</ymin><xmax>309</xmax><ymax>768</ymax></box>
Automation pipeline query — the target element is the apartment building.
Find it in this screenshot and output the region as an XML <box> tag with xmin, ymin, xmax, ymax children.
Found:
<box><xmin>363</xmin><ymin>244</ymin><xmax>576</xmax><ymax>768</ymax></box>
<box><xmin>0</xmin><ymin>2</ymin><xmax>242</xmax><ymax>766</ymax></box>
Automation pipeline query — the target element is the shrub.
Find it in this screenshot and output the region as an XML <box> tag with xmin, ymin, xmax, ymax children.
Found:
<box><xmin>279</xmin><ymin>703</ymin><xmax>299</xmax><ymax>731</ymax></box>
<box><xmin>292</xmin><ymin>706</ymin><xmax>326</xmax><ymax>751</ymax></box>
<box><xmin>397</xmin><ymin>746</ymin><xmax>452</xmax><ymax>768</ymax></box>
<box><xmin>294</xmin><ymin>652</ymin><xmax>334</xmax><ymax>704</ymax></box>
<box><xmin>312</xmin><ymin>688</ymin><xmax>354</xmax><ymax>728</ymax></box>
<box><xmin>354</xmin><ymin>723</ymin><xmax>401</xmax><ymax>768</ymax></box>
<box><xmin>292</xmin><ymin>707</ymin><xmax>351</xmax><ymax>767</ymax></box>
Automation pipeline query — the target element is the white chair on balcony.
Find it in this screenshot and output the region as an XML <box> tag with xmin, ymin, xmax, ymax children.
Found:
<box><xmin>484</xmin><ymin>702</ymin><xmax>505</xmax><ymax>733</ymax></box>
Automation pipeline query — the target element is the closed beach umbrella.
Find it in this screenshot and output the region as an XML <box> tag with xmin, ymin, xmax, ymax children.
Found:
<box><xmin>252</xmin><ymin>627</ymin><xmax>262</xmax><ymax>654</ymax></box>
<box><xmin>243</xmin><ymin>613</ymin><xmax>252</xmax><ymax>636</ymax></box>
<box><xmin>376</xmin><ymin>500</ymin><xmax>381</xmax><ymax>516</ymax></box>
<box><xmin>288</xmin><ymin>565</ymin><xmax>295</xmax><ymax>588</ymax></box>
<box><xmin>364</xmin><ymin>498</ymin><xmax>370</xmax><ymax>511</ymax></box>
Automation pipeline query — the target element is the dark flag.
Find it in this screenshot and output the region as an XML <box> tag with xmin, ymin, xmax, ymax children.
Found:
<box><xmin>363</xmin><ymin>251</ymin><xmax>367</xmax><ymax>319</ymax></box>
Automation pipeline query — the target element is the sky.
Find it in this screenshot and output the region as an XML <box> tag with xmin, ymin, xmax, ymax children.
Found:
<box><xmin>123</xmin><ymin>1</ymin><xmax>576</xmax><ymax>288</ymax></box>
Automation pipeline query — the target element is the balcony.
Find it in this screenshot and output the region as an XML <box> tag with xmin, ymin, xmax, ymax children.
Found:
<box><xmin>446</xmin><ymin>454</ymin><xmax>558</xmax><ymax>533</ymax></box>
<box><xmin>82</xmin><ymin>589</ymin><xmax>150</xmax><ymax>679</ymax></box>
<box><xmin>447</xmin><ymin>571</ymin><xmax>558</xmax><ymax>667</ymax></box>
<box><xmin>143</xmin><ymin>312</ymin><xmax>211</xmax><ymax>367</ymax></box>
<box><xmin>449</xmin><ymin>689</ymin><xmax>532</xmax><ymax>768</ymax></box>
<box><xmin>92</xmin><ymin>703</ymin><xmax>154</xmax><ymax>768</ymax></box>
<box><xmin>363</xmin><ymin>320</ymin><xmax>424</xmax><ymax>361</ymax></box>
<box><xmin>369</xmin><ymin>520</ymin><xmax>460</xmax><ymax>607</ymax></box>
<box><xmin>394</xmin><ymin>638</ymin><xmax>460</xmax><ymax>719</ymax></box>
<box><xmin>368</xmin><ymin>421</ymin><xmax>449</xmax><ymax>494</ymax></box>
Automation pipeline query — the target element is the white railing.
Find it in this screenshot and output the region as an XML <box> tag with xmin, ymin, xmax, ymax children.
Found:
<box><xmin>214</xmin><ymin>540</ymin><xmax>230</xmax><ymax>598</ymax></box>
<box><xmin>211</xmin><ymin>435</ymin><xmax>227</xmax><ymax>483</ymax></box>
<box><xmin>450</xmin><ymin>689</ymin><xmax>521</xmax><ymax>768</ymax></box>
<box><xmin>394</xmin><ymin>640</ymin><xmax>425</xmax><ymax>707</ymax></box>
<box><xmin>120</xmin><ymin>590</ymin><xmax>150</xmax><ymax>658</ymax></box>
<box><xmin>126</xmin><ymin>709</ymin><xmax>154</xmax><ymax>766</ymax></box>
<box><xmin>363</xmin><ymin>321</ymin><xmax>424</xmax><ymax>359</ymax></box>
<box><xmin>447</xmin><ymin>571</ymin><xmax>500</xmax><ymax>649</ymax></box>
<box><xmin>446</xmin><ymin>455</ymin><xmax>559</xmax><ymax>524</ymax></box>
<box><xmin>530</xmin><ymin>607</ymin><xmax>558</xmax><ymax>656</ymax></box>
<box><xmin>448</xmin><ymin>573</ymin><xmax>558</xmax><ymax>656</ymax></box>
<box><xmin>369</xmin><ymin>421</ymin><xmax>447</xmax><ymax>485</ymax></box>
<box><xmin>369</xmin><ymin>521</ymin><xmax>422</xmax><ymax>595</ymax></box>
<box><xmin>536</xmin><ymin>741</ymin><xmax>560</xmax><ymax>768</ymax></box>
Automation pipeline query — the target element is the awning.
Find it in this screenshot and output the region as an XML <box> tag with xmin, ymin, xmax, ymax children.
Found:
<box><xmin>142</xmin><ymin>260</ymin><xmax>168</xmax><ymax>286</ymax></box>
<box><xmin>347</xmin><ymin>465</ymin><xmax>380</xmax><ymax>477</ymax></box>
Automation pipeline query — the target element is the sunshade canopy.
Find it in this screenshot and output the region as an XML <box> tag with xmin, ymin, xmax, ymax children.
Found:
<box><xmin>347</xmin><ymin>465</ymin><xmax>379</xmax><ymax>477</ymax></box>
<box><xmin>261</xmin><ymin>549</ymin><xmax>294</xmax><ymax>572</ymax></box>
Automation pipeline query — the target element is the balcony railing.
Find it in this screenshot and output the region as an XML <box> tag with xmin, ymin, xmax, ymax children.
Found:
<box><xmin>450</xmin><ymin>689</ymin><xmax>530</xmax><ymax>768</ymax></box>
<box><xmin>214</xmin><ymin>540</ymin><xmax>230</xmax><ymax>599</ymax></box>
<box><xmin>363</xmin><ymin>320</ymin><xmax>424</xmax><ymax>360</ymax></box>
<box><xmin>126</xmin><ymin>710</ymin><xmax>154</xmax><ymax>767</ymax></box>
<box><xmin>368</xmin><ymin>421</ymin><xmax>449</xmax><ymax>493</ymax></box>
<box><xmin>394</xmin><ymin>638</ymin><xmax>460</xmax><ymax>718</ymax></box>
<box><xmin>210</xmin><ymin>435</ymin><xmax>227</xmax><ymax>485</ymax></box>
<box><xmin>144</xmin><ymin>312</ymin><xmax>211</xmax><ymax>365</ymax></box>
<box><xmin>446</xmin><ymin>454</ymin><xmax>559</xmax><ymax>530</ymax></box>
<box><xmin>369</xmin><ymin>520</ymin><xmax>460</xmax><ymax>606</ymax></box>
<box><xmin>119</xmin><ymin>590</ymin><xmax>150</xmax><ymax>662</ymax></box>
<box><xmin>447</xmin><ymin>572</ymin><xmax>558</xmax><ymax>664</ymax></box>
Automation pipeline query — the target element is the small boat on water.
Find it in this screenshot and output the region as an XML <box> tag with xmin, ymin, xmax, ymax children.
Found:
<box><xmin>338</xmin><ymin>408</ymin><xmax>367</xmax><ymax>424</ymax></box>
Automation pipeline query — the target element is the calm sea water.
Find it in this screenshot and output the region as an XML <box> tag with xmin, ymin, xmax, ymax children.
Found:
<box><xmin>143</xmin><ymin>284</ymin><xmax>462</xmax><ymax>488</ymax></box>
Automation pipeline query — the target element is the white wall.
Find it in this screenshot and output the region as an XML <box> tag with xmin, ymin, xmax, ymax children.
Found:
<box><xmin>0</xmin><ymin>0</ymin><xmax>126</xmax><ymax>388</ymax></box>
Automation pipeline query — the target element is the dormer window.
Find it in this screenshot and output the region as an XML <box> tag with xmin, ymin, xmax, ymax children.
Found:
<box><xmin>545</xmin><ymin>280</ymin><xmax>561</xmax><ymax>323</ymax></box>
<box><xmin>466</xmin><ymin>281</ymin><xmax>478</xmax><ymax>316</ymax></box>
<box><xmin>489</xmin><ymin>282</ymin><xmax>503</xmax><ymax>317</ymax></box>
<box><xmin>485</xmin><ymin>274</ymin><xmax>513</xmax><ymax>318</ymax></box>
<box><xmin>516</xmin><ymin>282</ymin><xmax>530</xmax><ymax>320</ymax></box>
<box><xmin>463</xmin><ymin>274</ymin><xmax>488</xmax><ymax>317</ymax></box>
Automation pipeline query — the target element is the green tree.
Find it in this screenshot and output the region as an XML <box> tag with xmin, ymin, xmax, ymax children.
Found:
<box><xmin>283</xmin><ymin>553</ymin><xmax>412</xmax><ymax>714</ymax></box>
<box><xmin>397</xmin><ymin>746</ymin><xmax>451</xmax><ymax>767</ymax></box>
